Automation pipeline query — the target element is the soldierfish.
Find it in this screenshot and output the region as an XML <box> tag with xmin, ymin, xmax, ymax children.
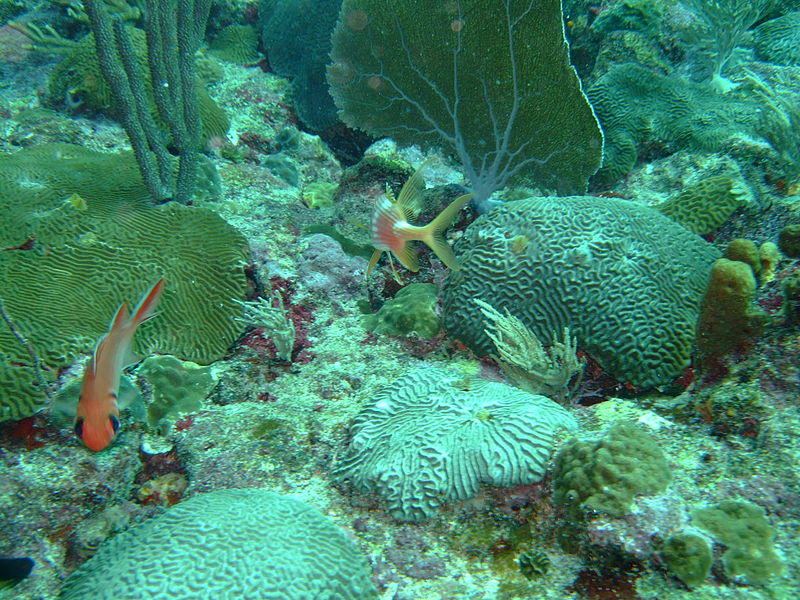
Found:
<box><xmin>74</xmin><ymin>279</ymin><xmax>165</xmax><ymax>451</ymax></box>
<box><xmin>366</xmin><ymin>160</ymin><xmax>474</xmax><ymax>281</ymax></box>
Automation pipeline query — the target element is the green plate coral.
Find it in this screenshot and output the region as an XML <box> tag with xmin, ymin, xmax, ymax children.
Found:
<box><xmin>0</xmin><ymin>144</ymin><xmax>249</xmax><ymax>422</ymax></box>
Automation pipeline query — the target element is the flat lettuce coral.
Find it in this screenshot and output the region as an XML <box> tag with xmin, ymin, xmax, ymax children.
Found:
<box><xmin>335</xmin><ymin>367</ymin><xmax>577</xmax><ymax>522</ymax></box>
<box><xmin>0</xmin><ymin>144</ymin><xmax>248</xmax><ymax>422</ymax></box>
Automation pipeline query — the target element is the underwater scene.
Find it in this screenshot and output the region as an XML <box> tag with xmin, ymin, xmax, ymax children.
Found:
<box><xmin>1</xmin><ymin>0</ymin><xmax>799</xmax><ymax>598</ymax></box>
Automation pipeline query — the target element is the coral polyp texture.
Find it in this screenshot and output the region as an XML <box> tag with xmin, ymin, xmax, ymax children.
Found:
<box><xmin>58</xmin><ymin>488</ymin><xmax>379</xmax><ymax>600</ymax></box>
<box><xmin>552</xmin><ymin>421</ymin><xmax>672</xmax><ymax>518</ymax></box>
<box><xmin>441</xmin><ymin>196</ymin><xmax>720</xmax><ymax>388</ymax></box>
<box><xmin>0</xmin><ymin>144</ymin><xmax>248</xmax><ymax>422</ymax></box>
<box><xmin>335</xmin><ymin>367</ymin><xmax>578</xmax><ymax>522</ymax></box>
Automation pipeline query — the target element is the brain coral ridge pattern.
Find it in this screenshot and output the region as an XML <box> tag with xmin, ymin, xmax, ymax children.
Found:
<box><xmin>441</xmin><ymin>196</ymin><xmax>721</xmax><ymax>388</ymax></box>
<box><xmin>335</xmin><ymin>367</ymin><xmax>578</xmax><ymax>522</ymax></box>
<box><xmin>58</xmin><ymin>488</ymin><xmax>378</xmax><ymax>600</ymax></box>
<box><xmin>0</xmin><ymin>144</ymin><xmax>248</xmax><ymax>422</ymax></box>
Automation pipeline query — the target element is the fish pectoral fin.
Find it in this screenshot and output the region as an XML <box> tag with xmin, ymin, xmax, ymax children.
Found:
<box><xmin>365</xmin><ymin>249</ymin><xmax>382</xmax><ymax>279</ymax></box>
<box><xmin>393</xmin><ymin>243</ymin><xmax>419</xmax><ymax>272</ymax></box>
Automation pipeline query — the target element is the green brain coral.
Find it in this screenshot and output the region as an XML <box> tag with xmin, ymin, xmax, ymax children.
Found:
<box><xmin>48</xmin><ymin>28</ymin><xmax>228</xmax><ymax>145</ymax></box>
<box><xmin>442</xmin><ymin>196</ymin><xmax>719</xmax><ymax>388</ymax></box>
<box><xmin>552</xmin><ymin>421</ymin><xmax>671</xmax><ymax>518</ymax></box>
<box><xmin>0</xmin><ymin>144</ymin><xmax>248</xmax><ymax>422</ymax></box>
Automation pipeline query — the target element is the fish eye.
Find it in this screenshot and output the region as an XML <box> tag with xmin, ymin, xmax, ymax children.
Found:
<box><xmin>109</xmin><ymin>415</ymin><xmax>120</xmax><ymax>433</ymax></box>
<box><xmin>74</xmin><ymin>418</ymin><xmax>84</xmax><ymax>439</ymax></box>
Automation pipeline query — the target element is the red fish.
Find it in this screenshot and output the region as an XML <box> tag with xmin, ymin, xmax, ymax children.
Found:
<box><xmin>74</xmin><ymin>279</ymin><xmax>165</xmax><ymax>451</ymax></box>
<box><xmin>366</xmin><ymin>161</ymin><xmax>473</xmax><ymax>281</ymax></box>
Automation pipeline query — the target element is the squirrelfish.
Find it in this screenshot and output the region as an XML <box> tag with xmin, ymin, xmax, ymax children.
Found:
<box><xmin>74</xmin><ymin>279</ymin><xmax>165</xmax><ymax>451</ymax></box>
<box><xmin>366</xmin><ymin>160</ymin><xmax>473</xmax><ymax>280</ymax></box>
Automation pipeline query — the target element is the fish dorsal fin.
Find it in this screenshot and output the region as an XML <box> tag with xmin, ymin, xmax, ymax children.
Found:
<box><xmin>93</xmin><ymin>302</ymin><xmax>130</xmax><ymax>375</ymax></box>
<box><xmin>109</xmin><ymin>302</ymin><xmax>131</xmax><ymax>331</ymax></box>
<box><xmin>130</xmin><ymin>278</ymin><xmax>165</xmax><ymax>325</ymax></box>
<box><xmin>396</xmin><ymin>158</ymin><xmax>433</xmax><ymax>220</ymax></box>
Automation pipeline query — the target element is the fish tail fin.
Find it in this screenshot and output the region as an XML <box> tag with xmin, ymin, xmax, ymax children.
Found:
<box><xmin>130</xmin><ymin>278</ymin><xmax>165</xmax><ymax>326</ymax></box>
<box><xmin>419</xmin><ymin>193</ymin><xmax>473</xmax><ymax>270</ymax></box>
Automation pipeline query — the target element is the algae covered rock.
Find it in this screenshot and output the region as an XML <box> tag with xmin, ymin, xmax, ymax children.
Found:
<box><xmin>692</xmin><ymin>500</ymin><xmax>784</xmax><ymax>584</ymax></box>
<box><xmin>363</xmin><ymin>283</ymin><xmax>441</xmax><ymax>339</ymax></box>
<box><xmin>552</xmin><ymin>422</ymin><xmax>671</xmax><ymax>518</ymax></box>
<box><xmin>0</xmin><ymin>144</ymin><xmax>248</xmax><ymax>422</ymax></box>
<box><xmin>59</xmin><ymin>489</ymin><xmax>378</xmax><ymax>600</ymax></box>
<box><xmin>442</xmin><ymin>196</ymin><xmax>719</xmax><ymax>388</ymax></box>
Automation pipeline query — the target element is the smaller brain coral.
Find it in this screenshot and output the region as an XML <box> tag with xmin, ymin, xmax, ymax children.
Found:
<box><xmin>335</xmin><ymin>367</ymin><xmax>578</xmax><ymax>522</ymax></box>
<box><xmin>59</xmin><ymin>489</ymin><xmax>378</xmax><ymax>600</ymax></box>
<box><xmin>442</xmin><ymin>195</ymin><xmax>720</xmax><ymax>388</ymax></box>
<box><xmin>552</xmin><ymin>421</ymin><xmax>671</xmax><ymax>518</ymax></box>
<box><xmin>655</xmin><ymin>173</ymin><xmax>754</xmax><ymax>234</ymax></box>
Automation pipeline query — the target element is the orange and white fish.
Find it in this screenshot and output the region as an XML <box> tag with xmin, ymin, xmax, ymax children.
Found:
<box><xmin>74</xmin><ymin>279</ymin><xmax>165</xmax><ymax>451</ymax></box>
<box><xmin>366</xmin><ymin>161</ymin><xmax>473</xmax><ymax>281</ymax></box>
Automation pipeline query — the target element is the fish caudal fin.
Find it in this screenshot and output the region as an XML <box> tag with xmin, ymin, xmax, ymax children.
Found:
<box><xmin>419</xmin><ymin>193</ymin><xmax>473</xmax><ymax>270</ymax></box>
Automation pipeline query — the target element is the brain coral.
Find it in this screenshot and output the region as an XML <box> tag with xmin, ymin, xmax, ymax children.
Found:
<box><xmin>59</xmin><ymin>488</ymin><xmax>378</xmax><ymax>600</ymax></box>
<box><xmin>753</xmin><ymin>12</ymin><xmax>800</xmax><ymax>66</ymax></box>
<box><xmin>335</xmin><ymin>367</ymin><xmax>578</xmax><ymax>522</ymax></box>
<box><xmin>441</xmin><ymin>196</ymin><xmax>720</xmax><ymax>388</ymax></box>
<box><xmin>0</xmin><ymin>144</ymin><xmax>248</xmax><ymax>422</ymax></box>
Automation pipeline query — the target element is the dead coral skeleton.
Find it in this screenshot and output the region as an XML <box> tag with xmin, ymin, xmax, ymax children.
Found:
<box><xmin>475</xmin><ymin>299</ymin><xmax>584</xmax><ymax>401</ymax></box>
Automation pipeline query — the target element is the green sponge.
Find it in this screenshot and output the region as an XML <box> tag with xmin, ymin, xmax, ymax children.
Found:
<box><xmin>139</xmin><ymin>356</ymin><xmax>217</xmax><ymax>435</ymax></box>
<box><xmin>363</xmin><ymin>283</ymin><xmax>441</xmax><ymax>339</ymax></box>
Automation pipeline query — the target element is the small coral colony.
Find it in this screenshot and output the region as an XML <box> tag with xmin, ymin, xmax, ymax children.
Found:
<box><xmin>1</xmin><ymin>0</ymin><xmax>799</xmax><ymax>598</ymax></box>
